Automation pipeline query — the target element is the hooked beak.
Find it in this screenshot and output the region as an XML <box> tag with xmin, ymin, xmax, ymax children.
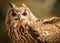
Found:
<box><xmin>18</xmin><ymin>15</ymin><xmax>20</xmax><ymax>20</ymax></box>
<box><xmin>14</xmin><ymin>15</ymin><xmax>20</xmax><ymax>20</ymax></box>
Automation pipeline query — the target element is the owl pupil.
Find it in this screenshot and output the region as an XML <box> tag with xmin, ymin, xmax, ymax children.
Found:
<box><xmin>12</xmin><ymin>12</ymin><xmax>17</xmax><ymax>16</ymax></box>
<box><xmin>22</xmin><ymin>12</ymin><xmax>27</xmax><ymax>16</ymax></box>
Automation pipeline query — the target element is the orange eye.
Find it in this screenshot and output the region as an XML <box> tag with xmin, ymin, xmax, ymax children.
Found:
<box><xmin>22</xmin><ymin>12</ymin><xmax>27</xmax><ymax>16</ymax></box>
<box><xmin>12</xmin><ymin>12</ymin><xmax>17</xmax><ymax>16</ymax></box>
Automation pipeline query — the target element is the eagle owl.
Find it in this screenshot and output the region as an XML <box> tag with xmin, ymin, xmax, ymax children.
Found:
<box><xmin>5</xmin><ymin>2</ymin><xmax>60</xmax><ymax>43</ymax></box>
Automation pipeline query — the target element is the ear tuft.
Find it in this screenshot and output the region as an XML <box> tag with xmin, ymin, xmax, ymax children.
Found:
<box><xmin>22</xmin><ymin>3</ymin><xmax>26</xmax><ymax>7</ymax></box>
<box><xmin>22</xmin><ymin>3</ymin><xmax>29</xmax><ymax>8</ymax></box>
<box><xmin>22</xmin><ymin>3</ymin><xmax>30</xmax><ymax>10</ymax></box>
<box><xmin>8</xmin><ymin>2</ymin><xmax>16</xmax><ymax>8</ymax></box>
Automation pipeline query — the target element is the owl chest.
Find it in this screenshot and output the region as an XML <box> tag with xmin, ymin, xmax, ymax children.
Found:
<box><xmin>8</xmin><ymin>24</ymin><xmax>38</xmax><ymax>43</ymax></box>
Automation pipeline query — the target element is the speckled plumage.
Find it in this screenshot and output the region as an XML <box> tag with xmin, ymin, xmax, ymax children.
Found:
<box><xmin>5</xmin><ymin>2</ymin><xmax>60</xmax><ymax>43</ymax></box>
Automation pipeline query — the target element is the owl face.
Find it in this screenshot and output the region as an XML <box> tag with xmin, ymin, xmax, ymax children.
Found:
<box><xmin>5</xmin><ymin>2</ymin><xmax>37</xmax><ymax>29</ymax></box>
<box><xmin>8</xmin><ymin>7</ymin><xmax>26</xmax><ymax>23</ymax></box>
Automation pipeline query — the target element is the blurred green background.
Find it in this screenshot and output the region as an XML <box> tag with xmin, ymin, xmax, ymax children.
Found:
<box><xmin>0</xmin><ymin>0</ymin><xmax>60</xmax><ymax>43</ymax></box>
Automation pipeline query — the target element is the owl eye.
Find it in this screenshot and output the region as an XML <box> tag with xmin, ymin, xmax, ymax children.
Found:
<box><xmin>12</xmin><ymin>12</ymin><xmax>17</xmax><ymax>16</ymax></box>
<box><xmin>22</xmin><ymin>12</ymin><xmax>27</xmax><ymax>16</ymax></box>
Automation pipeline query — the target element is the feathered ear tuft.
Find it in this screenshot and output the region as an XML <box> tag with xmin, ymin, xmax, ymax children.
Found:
<box><xmin>8</xmin><ymin>2</ymin><xmax>16</xmax><ymax>8</ymax></box>
<box><xmin>22</xmin><ymin>3</ymin><xmax>26</xmax><ymax>7</ymax></box>
<box><xmin>22</xmin><ymin>3</ymin><xmax>29</xmax><ymax>9</ymax></box>
<box><xmin>22</xmin><ymin>3</ymin><xmax>31</xmax><ymax>11</ymax></box>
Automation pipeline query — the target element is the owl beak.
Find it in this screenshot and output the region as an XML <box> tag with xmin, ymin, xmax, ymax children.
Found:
<box><xmin>14</xmin><ymin>15</ymin><xmax>20</xmax><ymax>20</ymax></box>
<box><xmin>18</xmin><ymin>15</ymin><xmax>20</xmax><ymax>20</ymax></box>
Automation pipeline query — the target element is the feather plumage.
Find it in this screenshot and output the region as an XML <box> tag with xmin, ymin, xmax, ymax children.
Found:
<box><xmin>5</xmin><ymin>2</ymin><xmax>60</xmax><ymax>43</ymax></box>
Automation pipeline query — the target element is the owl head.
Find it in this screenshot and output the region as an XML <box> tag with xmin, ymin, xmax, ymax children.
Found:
<box><xmin>5</xmin><ymin>2</ymin><xmax>37</xmax><ymax>30</ymax></box>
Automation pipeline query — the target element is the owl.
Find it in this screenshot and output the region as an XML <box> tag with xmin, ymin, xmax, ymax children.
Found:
<box><xmin>5</xmin><ymin>2</ymin><xmax>38</xmax><ymax>43</ymax></box>
<box><xmin>5</xmin><ymin>2</ymin><xmax>60</xmax><ymax>43</ymax></box>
